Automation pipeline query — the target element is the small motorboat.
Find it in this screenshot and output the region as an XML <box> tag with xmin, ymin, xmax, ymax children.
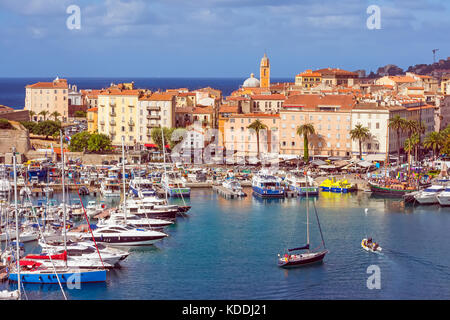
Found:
<box><xmin>361</xmin><ymin>237</ymin><xmax>382</xmax><ymax>253</ymax></box>
<box><xmin>0</xmin><ymin>290</ymin><xmax>19</xmax><ymax>300</ymax></box>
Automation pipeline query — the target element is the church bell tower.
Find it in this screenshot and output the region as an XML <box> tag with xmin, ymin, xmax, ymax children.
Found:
<box><xmin>260</xmin><ymin>53</ymin><xmax>270</xmax><ymax>88</ymax></box>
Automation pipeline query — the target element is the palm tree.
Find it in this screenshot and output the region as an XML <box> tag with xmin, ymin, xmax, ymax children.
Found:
<box><xmin>350</xmin><ymin>124</ymin><xmax>370</xmax><ymax>160</ymax></box>
<box><xmin>29</xmin><ymin>110</ymin><xmax>36</xmax><ymax>121</ymax></box>
<box><xmin>39</xmin><ymin>110</ymin><xmax>49</xmax><ymax>121</ymax></box>
<box><xmin>50</xmin><ymin>111</ymin><xmax>61</xmax><ymax>121</ymax></box>
<box><xmin>296</xmin><ymin>123</ymin><xmax>315</xmax><ymax>163</ymax></box>
<box><xmin>404</xmin><ymin>137</ymin><xmax>415</xmax><ymax>175</ymax></box>
<box><xmin>423</xmin><ymin>131</ymin><xmax>444</xmax><ymax>160</ymax></box>
<box><xmin>389</xmin><ymin>115</ymin><xmax>406</xmax><ymax>164</ymax></box>
<box><xmin>411</xmin><ymin>122</ymin><xmax>425</xmax><ymax>163</ymax></box>
<box><xmin>247</xmin><ymin>120</ymin><xmax>267</xmax><ymax>160</ymax></box>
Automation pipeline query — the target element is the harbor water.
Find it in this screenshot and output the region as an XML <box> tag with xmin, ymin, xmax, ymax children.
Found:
<box><xmin>1</xmin><ymin>188</ymin><xmax>450</xmax><ymax>299</ymax></box>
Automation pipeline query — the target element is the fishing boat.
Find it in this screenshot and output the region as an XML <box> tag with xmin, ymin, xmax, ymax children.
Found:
<box><xmin>277</xmin><ymin>175</ymin><xmax>328</xmax><ymax>268</ymax></box>
<box><xmin>413</xmin><ymin>185</ymin><xmax>445</xmax><ymax>205</ymax></box>
<box><xmin>252</xmin><ymin>171</ymin><xmax>284</xmax><ymax>198</ymax></box>
<box><xmin>437</xmin><ymin>187</ymin><xmax>450</xmax><ymax>206</ymax></box>
<box><xmin>361</xmin><ymin>238</ymin><xmax>382</xmax><ymax>253</ymax></box>
<box><xmin>368</xmin><ymin>181</ymin><xmax>419</xmax><ymax>197</ymax></box>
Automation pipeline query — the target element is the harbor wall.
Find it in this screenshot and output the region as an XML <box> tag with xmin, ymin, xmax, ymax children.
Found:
<box><xmin>0</xmin><ymin>122</ymin><xmax>31</xmax><ymax>163</ymax></box>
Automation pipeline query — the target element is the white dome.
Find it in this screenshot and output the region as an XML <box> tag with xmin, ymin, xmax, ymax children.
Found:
<box><xmin>243</xmin><ymin>73</ymin><xmax>260</xmax><ymax>87</ymax></box>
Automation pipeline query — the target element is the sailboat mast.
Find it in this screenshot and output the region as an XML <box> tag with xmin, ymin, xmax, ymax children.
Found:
<box><xmin>60</xmin><ymin>131</ymin><xmax>67</xmax><ymax>264</ymax></box>
<box><xmin>12</xmin><ymin>147</ymin><xmax>21</xmax><ymax>299</ymax></box>
<box><xmin>122</xmin><ymin>137</ymin><xmax>127</xmax><ymax>225</ymax></box>
<box><xmin>305</xmin><ymin>171</ymin><xmax>310</xmax><ymax>250</ymax></box>
<box><xmin>161</xmin><ymin>128</ymin><xmax>168</xmax><ymax>201</ymax></box>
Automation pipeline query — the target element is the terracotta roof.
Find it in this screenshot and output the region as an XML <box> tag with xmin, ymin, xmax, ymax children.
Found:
<box><xmin>26</xmin><ymin>79</ymin><xmax>68</xmax><ymax>89</ymax></box>
<box><xmin>296</xmin><ymin>70</ymin><xmax>322</xmax><ymax>77</ymax></box>
<box><xmin>219</xmin><ymin>106</ymin><xmax>239</xmax><ymax>113</ymax></box>
<box><xmin>230</xmin><ymin>113</ymin><xmax>279</xmax><ymax>118</ymax></box>
<box><xmin>192</xmin><ymin>106</ymin><xmax>213</xmax><ymax>114</ymax></box>
<box><xmin>175</xmin><ymin>107</ymin><xmax>194</xmax><ymax>113</ymax></box>
<box><xmin>99</xmin><ymin>89</ymin><xmax>141</xmax><ymax>96</ymax></box>
<box><xmin>140</xmin><ymin>93</ymin><xmax>174</xmax><ymax>101</ymax></box>
<box><xmin>388</xmin><ymin>76</ymin><xmax>417</xmax><ymax>83</ymax></box>
<box><xmin>314</xmin><ymin>68</ymin><xmax>358</xmax><ymax>76</ymax></box>
<box><xmin>282</xmin><ymin>94</ymin><xmax>355</xmax><ymax>110</ymax></box>
<box><xmin>250</xmin><ymin>94</ymin><xmax>286</xmax><ymax>100</ymax></box>
<box><xmin>407</xmin><ymin>87</ymin><xmax>424</xmax><ymax>90</ymax></box>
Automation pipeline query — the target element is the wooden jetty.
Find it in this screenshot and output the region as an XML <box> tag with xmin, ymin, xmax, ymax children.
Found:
<box><xmin>212</xmin><ymin>185</ymin><xmax>247</xmax><ymax>199</ymax></box>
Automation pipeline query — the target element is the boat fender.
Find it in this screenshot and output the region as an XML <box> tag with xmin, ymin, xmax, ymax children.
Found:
<box><xmin>39</xmin><ymin>276</ymin><xmax>42</xmax><ymax>281</ymax></box>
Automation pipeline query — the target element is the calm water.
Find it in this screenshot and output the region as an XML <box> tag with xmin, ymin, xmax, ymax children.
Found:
<box><xmin>1</xmin><ymin>189</ymin><xmax>450</xmax><ymax>300</ymax></box>
<box><xmin>0</xmin><ymin>77</ymin><xmax>292</xmax><ymax>109</ymax></box>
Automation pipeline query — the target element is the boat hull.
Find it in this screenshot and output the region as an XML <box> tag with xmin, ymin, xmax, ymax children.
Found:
<box><xmin>8</xmin><ymin>269</ymin><xmax>106</xmax><ymax>284</ymax></box>
<box><xmin>88</xmin><ymin>235</ymin><xmax>167</xmax><ymax>246</ymax></box>
<box><xmin>437</xmin><ymin>195</ymin><xmax>450</xmax><ymax>206</ymax></box>
<box><xmin>252</xmin><ymin>186</ymin><xmax>284</xmax><ymax>198</ymax></box>
<box><xmin>369</xmin><ymin>183</ymin><xmax>417</xmax><ymax>197</ymax></box>
<box><xmin>278</xmin><ymin>250</ymin><xmax>328</xmax><ymax>268</ymax></box>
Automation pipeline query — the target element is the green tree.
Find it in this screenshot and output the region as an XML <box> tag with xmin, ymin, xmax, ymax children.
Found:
<box><xmin>50</xmin><ymin>111</ymin><xmax>61</xmax><ymax>121</ymax></box>
<box><xmin>39</xmin><ymin>110</ymin><xmax>49</xmax><ymax>121</ymax></box>
<box><xmin>350</xmin><ymin>124</ymin><xmax>370</xmax><ymax>160</ymax></box>
<box><xmin>34</xmin><ymin>120</ymin><xmax>61</xmax><ymax>139</ymax></box>
<box><xmin>0</xmin><ymin>119</ymin><xmax>14</xmax><ymax>130</ymax></box>
<box><xmin>74</xmin><ymin>110</ymin><xmax>87</xmax><ymax>118</ymax></box>
<box><xmin>150</xmin><ymin>127</ymin><xmax>173</xmax><ymax>150</ymax></box>
<box><xmin>404</xmin><ymin>137</ymin><xmax>415</xmax><ymax>174</ymax></box>
<box><xmin>20</xmin><ymin>121</ymin><xmax>37</xmax><ymax>133</ymax></box>
<box><xmin>389</xmin><ymin>115</ymin><xmax>406</xmax><ymax>164</ymax></box>
<box><xmin>423</xmin><ymin>131</ymin><xmax>444</xmax><ymax>160</ymax></box>
<box><xmin>297</xmin><ymin>123</ymin><xmax>315</xmax><ymax>163</ymax></box>
<box><xmin>68</xmin><ymin>131</ymin><xmax>91</xmax><ymax>152</ymax></box>
<box><xmin>247</xmin><ymin>120</ymin><xmax>268</xmax><ymax>160</ymax></box>
<box><xmin>29</xmin><ymin>110</ymin><xmax>36</xmax><ymax>121</ymax></box>
<box><xmin>87</xmin><ymin>133</ymin><xmax>112</xmax><ymax>153</ymax></box>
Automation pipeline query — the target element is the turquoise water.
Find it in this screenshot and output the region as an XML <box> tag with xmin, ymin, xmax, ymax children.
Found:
<box><xmin>2</xmin><ymin>189</ymin><xmax>450</xmax><ymax>300</ymax></box>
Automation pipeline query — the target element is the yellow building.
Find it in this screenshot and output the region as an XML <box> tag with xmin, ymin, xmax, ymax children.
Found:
<box><xmin>295</xmin><ymin>70</ymin><xmax>322</xmax><ymax>88</ymax></box>
<box><xmin>97</xmin><ymin>88</ymin><xmax>141</xmax><ymax>147</ymax></box>
<box><xmin>87</xmin><ymin>107</ymin><xmax>98</xmax><ymax>133</ymax></box>
<box><xmin>260</xmin><ymin>53</ymin><xmax>270</xmax><ymax>88</ymax></box>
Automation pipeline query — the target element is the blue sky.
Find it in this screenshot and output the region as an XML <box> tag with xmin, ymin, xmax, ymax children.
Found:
<box><xmin>0</xmin><ymin>0</ymin><xmax>449</xmax><ymax>78</ymax></box>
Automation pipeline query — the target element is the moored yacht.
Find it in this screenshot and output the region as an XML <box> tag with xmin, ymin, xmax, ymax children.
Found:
<box><xmin>285</xmin><ymin>173</ymin><xmax>319</xmax><ymax>196</ymax></box>
<box><xmin>129</xmin><ymin>177</ymin><xmax>156</xmax><ymax>198</ymax></box>
<box><xmin>437</xmin><ymin>187</ymin><xmax>450</xmax><ymax>206</ymax></box>
<box><xmin>100</xmin><ymin>177</ymin><xmax>121</xmax><ymax>197</ymax></box>
<box><xmin>82</xmin><ymin>224</ymin><xmax>168</xmax><ymax>246</ymax></box>
<box><xmin>414</xmin><ymin>185</ymin><xmax>445</xmax><ymax>204</ymax></box>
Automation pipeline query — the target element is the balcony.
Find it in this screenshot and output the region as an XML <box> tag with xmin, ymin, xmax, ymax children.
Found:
<box><xmin>147</xmin><ymin>114</ymin><xmax>161</xmax><ymax>120</ymax></box>
<box><xmin>110</xmin><ymin>101</ymin><xmax>116</xmax><ymax>106</ymax></box>
<box><xmin>147</xmin><ymin>106</ymin><xmax>161</xmax><ymax>111</ymax></box>
<box><xmin>110</xmin><ymin>120</ymin><xmax>116</xmax><ymax>126</ymax></box>
<box><xmin>99</xmin><ymin>120</ymin><xmax>105</xmax><ymax>125</ymax></box>
<box><xmin>128</xmin><ymin>119</ymin><xmax>135</xmax><ymax>126</ymax></box>
<box><xmin>146</xmin><ymin>123</ymin><xmax>160</xmax><ymax>128</ymax></box>
<box><xmin>109</xmin><ymin>111</ymin><xmax>116</xmax><ymax>117</ymax></box>
<box><xmin>109</xmin><ymin>129</ymin><xmax>115</xmax><ymax>135</ymax></box>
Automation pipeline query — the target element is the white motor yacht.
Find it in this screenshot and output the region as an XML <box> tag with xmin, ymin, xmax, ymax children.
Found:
<box><xmin>414</xmin><ymin>185</ymin><xmax>445</xmax><ymax>204</ymax></box>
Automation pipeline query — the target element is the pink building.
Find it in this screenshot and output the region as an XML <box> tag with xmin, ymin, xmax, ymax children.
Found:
<box><xmin>25</xmin><ymin>77</ymin><xmax>70</xmax><ymax>121</ymax></box>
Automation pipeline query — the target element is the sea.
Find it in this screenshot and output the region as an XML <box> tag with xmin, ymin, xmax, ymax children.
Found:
<box><xmin>0</xmin><ymin>77</ymin><xmax>292</xmax><ymax>110</ymax></box>
<box><xmin>1</xmin><ymin>189</ymin><xmax>450</xmax><ymax>300</ymax></box>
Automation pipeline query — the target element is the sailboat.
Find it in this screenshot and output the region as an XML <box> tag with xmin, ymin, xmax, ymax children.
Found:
<box><xmin>9</xmin><ymin>133</ymin><xmax>107</xmax><ymax>284</ymax></box>
<box><xmin>277</xmin><ymin>173</ymin><xmax>328</xmax><ymax>268</ymax></box>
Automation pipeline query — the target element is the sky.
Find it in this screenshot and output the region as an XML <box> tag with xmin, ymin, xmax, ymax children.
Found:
<box><xmin>0</xmin><ymin>0</ymin><xmax>449</xmax><ymax>78</ymax></box>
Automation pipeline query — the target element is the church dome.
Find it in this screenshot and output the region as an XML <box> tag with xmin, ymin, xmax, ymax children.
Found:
<box><xmin>243</xmin><ymin>73</ymin><xmax>260</xmax><ymax>87</ymax></box>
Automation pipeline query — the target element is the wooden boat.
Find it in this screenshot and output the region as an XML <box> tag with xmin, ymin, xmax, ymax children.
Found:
<box><xmin>368</xmin><ymin>182</ymin><xmax>419</xmax><ymax>197</ymax></box>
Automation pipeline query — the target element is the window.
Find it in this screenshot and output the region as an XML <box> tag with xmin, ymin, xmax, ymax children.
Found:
<box><xmin>376</xmin><ymin>122</ymin><xmax>380</xmax><ymax>129</ymax></box>
<box><xmin>291</xmin><ymin>141</ymin><xmax>295</xmax><ymax>146</ymax></box>
<box><xmin>318</xmin><ymin>142</ymin><xmax>322</xmax><ymax>147</ymax></box>
<box><xmin>327</xmin><ymin>142</ymin><xmax>331</xmax><ymax>148</ymax></box>
<box><xmin>337</xmin><ymin>143</ymin><xmax>340</xmax><ymax>148</ymax></box>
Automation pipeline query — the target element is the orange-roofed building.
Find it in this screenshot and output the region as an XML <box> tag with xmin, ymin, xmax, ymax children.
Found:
<box><xmin>250</xmin><ymin>94</ymin><xmax>286</xmax><ymax>113</ymax></box>
<box><xmin>25</xmin><ymin>77</ymin><xmax>70</xmax><ymax>121</ymax></box>
<box><xmin>314</xmin><ymin>68</ymin><xmax>359</xmax><ymax>86</ymax></box>
<box><xmin>87</xmin><ymin>107</ymin><xmax>98</xmax><ymax>133</ymax></box>
<box><xmin>295</xmin><ymin>70</ymin><xmax>322</xmax><ymax>88</ymax></box>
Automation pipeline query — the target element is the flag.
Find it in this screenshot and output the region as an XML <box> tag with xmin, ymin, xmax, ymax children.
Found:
<box><xmin>65</xmin><ymin>135</ymin><xmax>71</xmax><ymax>143</ymax></box>
<box><xmin>51</xmin><ymin>143</ymin><xmax>54</xmax><ymax>154</ymax></box>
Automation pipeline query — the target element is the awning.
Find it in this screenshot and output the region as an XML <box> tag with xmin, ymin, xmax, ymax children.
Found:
<box><xmin>357</xmin><ymin>161</ymin><xmax>373</xmax><ymax>168</ymax></box>
<box><xmin>144</xmin><ymin>144</ymin><xmax>157</xmax><ymax>148</ymax></box>
<box><xmin>364</xmin><ymin>154</ymin><xmax>387</xmax><ymax>162</ymax></box>
<box><xmin>311</xmin><ymin>159</ymin><xmax>327</xmax><ymax>166</ymax></box>
<box><xmin>318</xmin><ymin>165</ymin><xmax>336</xmax><ymax>169</ymax></box>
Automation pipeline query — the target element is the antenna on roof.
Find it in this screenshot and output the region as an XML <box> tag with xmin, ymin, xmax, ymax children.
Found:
<box><xmin>432</xmin><ymin>49</ymin><xmax>439</xmax><ymax>63</ymax></box>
